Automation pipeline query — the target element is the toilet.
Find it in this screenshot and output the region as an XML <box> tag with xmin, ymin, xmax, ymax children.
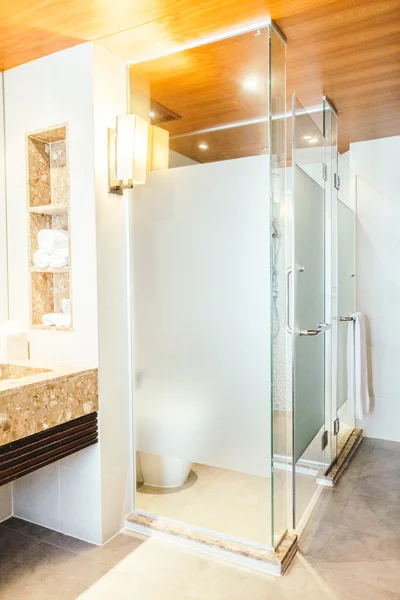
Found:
<box><xmin>135</xmin><ymin>386</ymin><xmax>205</xmax><ymax>489</ymax></box>
<box><xmin>138</xmin><ymin>451</ymin><xmax>192</xmax><ymax>488</ymax></box>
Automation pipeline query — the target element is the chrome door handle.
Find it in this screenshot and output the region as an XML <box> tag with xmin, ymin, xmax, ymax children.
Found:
<box><xmin>299</xmin><ymin>329</ymin><xmax>320</xmax><ymax>336</ymax></box>
<box><xmin>299</xmin><ymin>323</ymin><xmax>331</xmax><ymax>336</ymax></box>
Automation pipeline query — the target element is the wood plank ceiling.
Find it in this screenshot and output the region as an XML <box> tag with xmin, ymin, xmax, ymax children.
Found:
<box><xmin>130</xmin><ymin>29</ymin><xmax>321</xmax><ymax>164</ymax></box>
<box><xmin>0</xmin><ymin>0</ymin><xmax>398</xmax><ymax>152</ymax></box>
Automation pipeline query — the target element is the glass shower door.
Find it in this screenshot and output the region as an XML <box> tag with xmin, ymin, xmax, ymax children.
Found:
<box><xmin>291</xmin><ymin>96</ymin><xmax>327</xmax><ymax>526</ymax></box>
<box><xmin>336</xmin><ymin>156</ymin><xmax>357</xmax><ymax>453</ymax></box>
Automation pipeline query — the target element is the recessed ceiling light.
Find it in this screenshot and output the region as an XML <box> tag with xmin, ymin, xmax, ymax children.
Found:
<box><xmin>198</xmin><ymin>143</ymin><xmax>208</xmax><ymax>150</ymax></box>
<box><xmin>303</xmin><ymin>135</ymin><xmax>312</xmax><ymax>140</ymax></box>
<box><xmin>149</xmin><ymin>111</ymin><xmax>155</xmax><ymax>118</ymax></box>
<box><xmin>242</xmin><ymin>76</ymin><xmax>260</xmax><ymax>92</ymax></box>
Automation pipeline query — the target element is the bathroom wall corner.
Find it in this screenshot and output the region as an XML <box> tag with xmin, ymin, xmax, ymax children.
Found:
<box><xmin>0</xmin><ymin>72</ymin><xmax>8</xmax><ymax>325</ymax></box>
<box><xmin>93</xmin><ymin>43</ymin><xmax>133</xmax><ymax>543</ymax></box>
<box><xmin>4</xmin><ymin>42</ymin><xmax>103</xmax><ymax>543</ymax></box>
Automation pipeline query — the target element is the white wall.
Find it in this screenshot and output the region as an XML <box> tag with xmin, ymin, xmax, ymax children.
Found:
<box><xmin>0</xmin><ymin>74</ymin><xmax>8</xmax><ymax>325</ymax></box>
<box><xmin>3</xmin><ymin>43</ymin><xmax>133</xmax><ymax>543</ymax></box>
<box><xmin>4</xmin><ymin>43</ymin><xmax>98</xmax><ymax>366</ymax></box>
<box><xmin>4</xmin><ymin>43</ymin><xmax>103</xmax><ymax>542</ymax></box>
<box><xmin>2</xmin><ymin>41</ymin><xmax>134</xmax><ymax>543</ymax></box>
<box><xmin>350</xmin><ymin>135</ymin><xmax>400</xmax><ymax>441</ymax></box>
<box><xmin>93</xmin><ymin>43</ymin><xmax>132</xmax><ymax>542</ymax></box>
<box><xmin>132</xmin><ymin>155</ymin><xmax>271</xmax><ymax>477</ymax></box>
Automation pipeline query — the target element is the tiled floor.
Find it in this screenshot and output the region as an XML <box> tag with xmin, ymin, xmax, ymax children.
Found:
<box><xmin>136</xmin><ymin>456</ymin><xmax>315</xmax><ymax>545</ymax></box>
<box><xmin>1</xmin><ymin>437</ymin><xmax>400</xmax><ymax>599</ymax></box>
<box><xmin>137</xmin><ymin>461</ymin><xmax>279</xmax><ymax>545</ymax></box>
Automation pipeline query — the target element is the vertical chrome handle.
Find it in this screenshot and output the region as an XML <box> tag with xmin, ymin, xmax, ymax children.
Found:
<box><xmin>286</xmin><ymin>266</ymin><xmax>292</xmax><ymax>334</ymax></box>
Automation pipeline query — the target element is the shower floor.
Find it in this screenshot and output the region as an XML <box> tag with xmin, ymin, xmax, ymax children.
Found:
<box><xmin>136</xmin><ymin>461</ymin><xmax>317</xmax><ymax>546</ymax></box>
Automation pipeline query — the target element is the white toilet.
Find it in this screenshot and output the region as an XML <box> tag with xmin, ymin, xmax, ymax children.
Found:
<box><xmin>135</xmin><ymin>386</ymin><xmax>204</xmax><ymax>489</ymax></box>
<box><xmin>138</xmin><ymin>452</ymin><xmax>192</xmax><ymax>488</ymax></box>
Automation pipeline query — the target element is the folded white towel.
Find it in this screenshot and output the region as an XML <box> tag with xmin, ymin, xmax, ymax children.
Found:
<box><xmin>49</xmin><ymin>247</ymin><xmax>69</xmax><ymax>268</ymax></box>
<box><xmin>42</xmin><ymin>313</ymin><xmax>71</xmax><ymax>327</ymax></box>
<box><xmin>38</xmin><ymin>229</ymin><xmax>68</xmax><ymax>254</ymax></box>
<box><xmin>347</xmin><ymin>312</ymin><xmax>370</xmax><ymax>420</ymax></box>
<box><xmin>33</xmin><ymin>250</ymin><xmax>50</xmax><ymax>268</ymax></box>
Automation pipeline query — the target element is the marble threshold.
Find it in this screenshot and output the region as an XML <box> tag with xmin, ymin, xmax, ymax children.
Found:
<box><xmin>125</xmin><ymin>512</ymin><xmax>297</xmax><ymax>576</ymax></box>
<box><xmin>316</xmin><ymin>427</ymin><xmax>363</xmax><ymax>487</ymax></box>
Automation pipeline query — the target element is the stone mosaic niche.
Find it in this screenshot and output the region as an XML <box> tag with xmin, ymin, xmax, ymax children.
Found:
<box><xmin>27</xmin><ymin>125</ymin><xmax>72</xmax><ymax>330</ymax></box>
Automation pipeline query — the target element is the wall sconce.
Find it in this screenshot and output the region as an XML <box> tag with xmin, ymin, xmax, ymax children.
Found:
<box><xmin>108</xmin><ymin>114</ymin><xmax>149</xmax><ymax>195</ymax></box>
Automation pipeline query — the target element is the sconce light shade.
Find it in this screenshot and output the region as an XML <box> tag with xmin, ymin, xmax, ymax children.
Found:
<box><xmin>115</xmin><ymin>114</ymin><xmax>149</xmax><ymax>185</ymax></box>
<box><xmin>148</xmin><ymin>125</ymin><xmax>169</xmax><ymax>171</ymax></box>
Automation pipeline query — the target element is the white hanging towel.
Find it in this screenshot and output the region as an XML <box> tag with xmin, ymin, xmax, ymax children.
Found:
<box><xmin>347</xmin><ymin>312</ymin><xmax>370</xmax><ymax>419</ymax></box>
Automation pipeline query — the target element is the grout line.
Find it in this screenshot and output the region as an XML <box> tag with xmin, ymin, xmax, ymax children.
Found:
<box><xmin>0</xmin><ymin>521</ymin><xmax>55</xmax><ymax>544</ymax></box>
<box><xmin>37</xmin><ymin>536</ymin><xmax>93</xmax><ymax>557</ymax></box>
<box><xmin>44</xmin><ymin>533</ymin><xmax>96</xmax><ymax>555</ymax></box>
<box><xmin>0</xmin><ymin>531</ymin><xmax>43</xmax><ymax>569</ymax></box>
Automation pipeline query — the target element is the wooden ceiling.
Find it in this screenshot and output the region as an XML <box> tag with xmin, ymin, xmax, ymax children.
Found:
<box><xmin>0</xmin><ymin>0</ymin><xmax>398</xmax><ymax>152</ymax></box>
<box><xmin>130</xmin><ymin>28</ymin><xmax>324</xmax><ymax>164</ymax></box>
<box><xmin>134</xmin><ymin>31</ymin><xmax>270</xmax><ymax>137</ymax></box>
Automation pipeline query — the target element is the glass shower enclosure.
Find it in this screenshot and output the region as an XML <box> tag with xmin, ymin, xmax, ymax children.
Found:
<box><xmin>128</xmin><ymin>22</ymin><xmax>289</xmax><ymax>554</ymax></box>
<box><xmin>126</xmin><ymin>18</ymin><xmax>357</xmax><ymax>559</ymax></box>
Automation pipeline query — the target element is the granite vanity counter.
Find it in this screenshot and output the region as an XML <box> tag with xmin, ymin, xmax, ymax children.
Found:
<box><xmin>0</xmin><ymin>360</ymin><xmax>98</xmax><ymax>447</ymax></box>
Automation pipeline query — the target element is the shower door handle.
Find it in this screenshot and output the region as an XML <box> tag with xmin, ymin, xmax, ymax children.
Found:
<box><xmin>286</xmin><ymin>266</ymin><xmax>293</xmax><ymax>334</ymax></box>
<box><xmin>299</xmin><ymin>328</ymin><xmax>320</xmax><ymax>336</ymax></box>
<box><xmin>317</xmin><ymin>322</ymin><xmax>332</xmax><ymax>331</ymax></box>
<box><xmin>300</xmin><ymin>323</ymin><xmax>331</xmax><ymax>336</ymax></box>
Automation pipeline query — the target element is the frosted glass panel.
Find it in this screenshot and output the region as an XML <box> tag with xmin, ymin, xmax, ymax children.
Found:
<box><xmin>292</xmin><ymin>96</ymin><xmax>326</xmax><ymax>527</ymax></box>
<box><xmin>337</xmin><ymin>201</ymin><xmax>355</xmax><ymax>408</ymax></box>
<box><xmin>336</xmin><ymin>198</ymin><xmax>356</xmax><ymax>448</ymax></box>
<box><xmin>132</xmin><ymin>154</ymin><xmax>272</xmax><ymax>543</ymax></box>
<box><xmin>130</xmin><ymin>25</ymin><xmax>277</xmax><ymax>548</ymax></box>
<box><xmin>293</xmin><ymin>166</ymin><xmax>325</xmax><ymax>462</ymax></box>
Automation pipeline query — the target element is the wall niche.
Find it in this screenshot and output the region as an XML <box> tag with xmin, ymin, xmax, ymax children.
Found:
<box><xmin>27</xmin><ymin>124</ymin><xmax>72</xmax><ymax>330</ymax></box>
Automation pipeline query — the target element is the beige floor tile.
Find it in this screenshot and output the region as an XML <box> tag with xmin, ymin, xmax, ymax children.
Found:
<box><xmin>360</xmin><ymin>446</ymin><xmax>400</xmax><ymax>477</ymax></box>
<box><xmin>137</xmin><ymin>459</ymin><xmax>319</xmax><ymax>546</ymax></box>
<box><xmin>76</xmin><ymin>571</ymin><xmax>195</xmax><ymax>600</ymax></box>
<box><xmin>298</xmin><ymin>519</ymin><xmax>335</xmax><ymax>560</ymax></box>
<box><xmin>308</xmin><ymin>488</ymin><xmax>348</xmax><ymax>526</ymax></box>
<box><xmin>168</xmin><ymin>554</ymin><xmax>278</xmax><ymax>600</ymax></box>
<box><xmin>47</xmin><ymin>530</ymin><xmax>145</xmax><ymax>568</ymax></box>
<box><xmin>314</xmin><ymin>559</ymin><xmax>400</xmax><ymax>596</ymax></box>
<box><xmin>1</xmin><ymin>517</ymin><xmax>56</xmax><ymax>541</ymax></box>
<box><xmin>340</xmin><ymin>494</ymin><xmax>400</xmax><ymax>539</ymax></box>
<box><xmin>136</xmin><ymin>462</ymin><xmax>273</xmax><ymax>544</ymax></box>
<box><xmin>0</xmin><ymin>541</ymin><xmax>107</xmax><ymax>599</ymax></box>
<box><xmin>321</xmin><ymin>526</ymin><xmax>396</xmax><ymax>562</ymax></box>
<box><xmin>0</xmin><ymin>525</ymin><xmax>42</xmax><ymax>568</ymax></box>
<box><xmin>353</xmin><ymin>470</ymin><xmax>400</xmax><ymax>502</ymax></box>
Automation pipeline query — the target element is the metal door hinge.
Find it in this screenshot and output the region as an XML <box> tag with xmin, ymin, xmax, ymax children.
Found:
<box><xmin>321</xmin><ymin>430</ymin><xmax>328</xmax><ymax>451</ymax></box>
<box><xmin>334</xmin><ymin>418</ymin><xmax>340</xmax><ymax>436</ymax></box>
<box><xmin>322</xmin><ymin>163</ymin><xmax>328</xmax><ymax>182</ymax></box>
<box><xmin>334</xmin><ymin>173</ymin><xmax>340</xmax><ymax>190</ymax></box>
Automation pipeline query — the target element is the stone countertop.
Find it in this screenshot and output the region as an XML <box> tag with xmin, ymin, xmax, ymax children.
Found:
<box><xmin>0</xmin><ymin>360</ymin><xmax>98</xmax><ymax>446</ymax></box>
<box><xmin>0</xmin><ymin>360</ymin><xmax>95</xmax><ymax>396</ymax></box>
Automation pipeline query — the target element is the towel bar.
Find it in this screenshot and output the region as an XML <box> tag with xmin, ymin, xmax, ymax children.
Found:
<box><xmin>340</xmin><ymin>316</ymin><xmax>354</xmax><ymax>322</ymax></box>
